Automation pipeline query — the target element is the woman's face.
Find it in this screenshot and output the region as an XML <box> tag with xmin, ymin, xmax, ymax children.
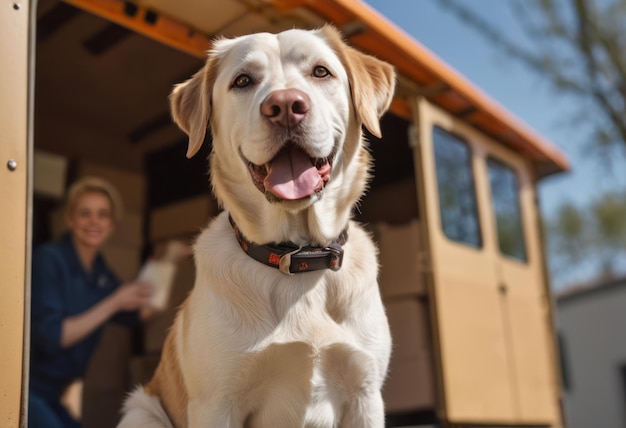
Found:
<box><xmin>67</xmin><ymin>191</ymin><xmax>115</xmax><ymax>250</ymax></box>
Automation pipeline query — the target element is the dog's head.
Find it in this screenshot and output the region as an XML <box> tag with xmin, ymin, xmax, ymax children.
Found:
<box><xmin>170</xmin><ymin>26</ymin><xmax>395</xmax><ymax>244</ymax></box>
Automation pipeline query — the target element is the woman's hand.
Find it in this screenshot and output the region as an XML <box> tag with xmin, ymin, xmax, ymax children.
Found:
<box><xmin>113</xmin><ymin>281</ymin><xmax>154</xmax><ymax>311</ymax></box>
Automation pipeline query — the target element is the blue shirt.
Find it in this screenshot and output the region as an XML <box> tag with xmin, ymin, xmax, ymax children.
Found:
<box><xmin>29</xmin><ymin>233</ymin><xmax>138</xmax><ymax>399</ymax></box>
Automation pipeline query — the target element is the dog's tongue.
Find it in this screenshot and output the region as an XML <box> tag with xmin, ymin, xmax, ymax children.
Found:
<box><xmin>264</xmin><ymin>146</ymin><xmax>322</xmax><ymax>200</ymax></box>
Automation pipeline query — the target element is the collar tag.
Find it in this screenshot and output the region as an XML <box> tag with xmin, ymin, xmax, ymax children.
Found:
<box><xmin>279</xmin><ymin>247</ymin><xmax>301</xmax><ymax>276</ymax></box>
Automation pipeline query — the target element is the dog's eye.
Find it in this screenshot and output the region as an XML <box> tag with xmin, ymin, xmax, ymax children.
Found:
<box><xmin>312</xmin><ymin>66</ymin><xmax>331</xmax><ymax>78</ymax></box>
<box><xmin>233</xmin><ymin>74</ymin><xmax>252</xmax><ymax>88</ymax></box>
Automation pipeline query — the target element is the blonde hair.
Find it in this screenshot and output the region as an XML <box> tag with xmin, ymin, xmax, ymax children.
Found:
<box><xmin>64</xmin><ymin>176</ymin><xmax>124</xmax><ymax>224</ymax></box>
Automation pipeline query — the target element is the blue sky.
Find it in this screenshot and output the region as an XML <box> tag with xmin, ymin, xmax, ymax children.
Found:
<box><xmin>364</xmin><ymin>0</ymin><xmax>626</xmax><ymax>288</ymax></box>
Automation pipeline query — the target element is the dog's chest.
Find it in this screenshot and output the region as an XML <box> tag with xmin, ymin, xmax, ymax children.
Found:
<box><xmin>239</xmin><ymin>328</ymin><xmax>375</xmax><ymax>427</ymax></box>
<box><xmin>188</xmin><ymin>276</ymin><xmax>379</xmax><ymax>426</ymax></box>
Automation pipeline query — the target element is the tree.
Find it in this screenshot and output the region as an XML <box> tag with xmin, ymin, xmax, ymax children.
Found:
<box><xmin>547</xmin><ymin>192</ymin><xmax>626</xmax><ymax>285</ymax></box>
<box><xmin>549</xmin><ymin>202</ymin><xmax>585</xmax><ymax>265</ymax></box>
<box><xmin>439</xmin><ymin>0</ymin><xmax>626</xmax><ymax>159</ymax></box>
<box><xmin>590</xmin><ymin>191</ymin><xmax>626</xmax><ymax>275</ymax></box>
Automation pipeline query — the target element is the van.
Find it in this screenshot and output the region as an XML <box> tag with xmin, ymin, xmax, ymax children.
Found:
<box><xmin>0</xmin><ymin>0</ymin><xmax>569</xmax><ymax>426</ymax></box>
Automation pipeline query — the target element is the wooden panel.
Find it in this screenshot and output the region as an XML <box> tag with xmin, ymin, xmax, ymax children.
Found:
<box><xmin>101</xmin><ymin>243</ymin><xmax>141</xmax><ymax>282</ymax></box>
<box><xmin>0</xmin><ymin>1</ymin><xmax>30</xmax><ymax>426</ymax></box>
<box><xmin>383</xmin><ymin>352</ymin><xmax>434</xmax><ymax>413</ymax></box>
<box><xmin>383</xmin><ymin>298</ymin><xmax>435</xmax><ymax>413</ymax></box>
<box><xmin>415</xmin><ymin>98</ymin><xmax>517</xmax><ymax>424</ymax></box>
<box><xmin>375</xmin><ymin>220</ymin><xmax>425</xmax><ymax>298</ymax></box>
<box><xmin>433</xmin><ymin>260</ymin><xmax>515</xmax><ymax>423</ymax></box>
<box><xmin>63</xmin><ymin>0</ymin><xmax>211</xmax><ymax>58</ymax></box>
<box><xmin>507</xmin><ymin>296</ymin><xmax>558</xmax><ymax>422</ymax></box>
<box><xmin>149</xmin><ymin>196</ymin><xmax>217</xmax><ymax>243</ymax></box>
<box><xmin>140</xmin><ymin>0</ymin><xmax>247</xmax><ymax>35</ymax></box>
<box><xmin>482</xmin><ymin>138</ymin><xmax>561</xmax><ymax>424</ymax></box>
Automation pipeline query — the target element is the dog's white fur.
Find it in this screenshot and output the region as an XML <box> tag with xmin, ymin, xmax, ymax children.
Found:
<box><xmin>118</xmin><ymin>26</ymin><xmax>395</xmax><ymax>428</ymax></box>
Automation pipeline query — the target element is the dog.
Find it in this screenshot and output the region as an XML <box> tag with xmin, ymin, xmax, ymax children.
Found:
<box><xmin>118</xmin><ymin>25</ymin><xmax>396</xmax><ymax>428</ymax></box>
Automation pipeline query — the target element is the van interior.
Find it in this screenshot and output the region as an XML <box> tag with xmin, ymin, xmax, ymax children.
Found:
<box><xmin>33</xmin><ymin>0</ymin><xmax>435</xmax><ymax>426</ymax></box>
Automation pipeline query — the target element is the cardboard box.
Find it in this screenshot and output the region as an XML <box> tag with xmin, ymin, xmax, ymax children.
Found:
<box><xmin>384</xmin><ymin>353</ymin><xmax>435</xmax><ymax>413</ymax></box>
<box><xmin>101</xmin><ymin>243</ymin><xmax>141</xmax><ymax>282</ymax></box>
<box><xmin>75</xmin><ymin>161</ymin><xmax>146</xmax><ymax>212</ymax></box>
<box><xmin>33</xmin><ymin>149</ymin><xmax>68</xmax><ymax>199</ymax></box>
<box><xmin>149</xmin><ymin>196</ymin><xmax>217</xmax><ymax>243</ymax></box>
<box><xmin>384</xmin><ymin>297</ymin><xmax>435</xmax><ymax>412</ymax></box>
<box><xmin>386</xmin><ymin>297</ymin><xmax>430</xmax><ymax>358</ymax></box>
<box><xmin>49</xmin><ymin>206</ymin><xmax>67</xmax><ymax>240</ymax></box>
<box><xmin>82</xmin><ymin>324</ymin><xmax>133</xmax><ymax>428</ymax></box>
<box><xmin>359</xmin><ymin>178</ymin><xmax>419</xmax><ymax>224</ymax></box>
<box><xmin>111</xmin><ymin>210</ymin><xmax>143</xmax><ymax>247</ymax></box>
<box><xmin>375</xmin><ymin>219</ymin><xmax>426</xmax><ymax>298</ymax></box>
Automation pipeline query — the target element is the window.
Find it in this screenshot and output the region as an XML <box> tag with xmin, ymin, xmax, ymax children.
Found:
<box><xmin>487</xmin><ymin>157</ymin><xmax>527</xmax><ymax>262</ymax></box>
<box><xmin>432</xmin><ymin>126</ymin><xmax>482</xmax><ymax>248</ymax></box>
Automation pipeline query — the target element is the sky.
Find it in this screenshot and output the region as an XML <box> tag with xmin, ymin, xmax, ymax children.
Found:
<box><xmin>363</xmin><ymin>0</ymin><xmax>626</xmax><ymax>289</ymax></box>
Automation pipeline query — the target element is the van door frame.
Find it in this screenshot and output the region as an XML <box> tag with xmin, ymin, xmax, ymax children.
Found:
<box><xmin>413</xmin><ymin>96</ymin><xmax>563</xmax><ymax>426</ymax></box>
<box><xmin>0</xmin><ymin>0</ymin><xmax>34</xmax><ymax>426</ymax></box>
<box><xmin>413</xmin><ymin>96</ymin><xmax>518</xmax><ymax>425</ymax></box>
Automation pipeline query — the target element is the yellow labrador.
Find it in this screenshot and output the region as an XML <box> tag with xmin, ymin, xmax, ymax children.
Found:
<box><xmin>119</xmin><ymin>25</ymin><xmax>395</xmax><ymax>428</ymax></box>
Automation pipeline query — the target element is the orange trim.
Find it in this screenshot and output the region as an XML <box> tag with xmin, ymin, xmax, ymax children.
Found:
<box><xmin>389</xmin><ymin>97</ymin><xmax>412</xmax><ymax>120</ymax></box>
<box><xmin>62</xmin><ymin>0</ymin><xmax>210</xmax><ymax>58</ymax></box>
<box><xmin>271</xmin><ymin>0</ymin><xmax>569</xmax><ymax>172</ymax></box>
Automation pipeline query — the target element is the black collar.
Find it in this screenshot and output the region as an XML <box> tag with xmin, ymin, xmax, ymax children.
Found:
<box><xmin>229</xmin><ymin>215</ymin><xmax>347</xmax><ymax>275</ymax></box>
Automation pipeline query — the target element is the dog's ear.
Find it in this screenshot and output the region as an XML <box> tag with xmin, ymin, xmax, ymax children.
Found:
<box><xmin>169</xmin><ymin>60</ymin><xmax>216</xmax><ymax>158</ymax></box>
<box><xmin>321</xmin><ymin>25</ymin><xmax>396</xmax><ymax>138</ymax></box>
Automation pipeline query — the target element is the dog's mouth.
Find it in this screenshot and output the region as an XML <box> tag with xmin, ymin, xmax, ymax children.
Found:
<box><xmin>245</xmin><ymin>143</ymin><xmax>334</xmax><ymax>201</ymax></box>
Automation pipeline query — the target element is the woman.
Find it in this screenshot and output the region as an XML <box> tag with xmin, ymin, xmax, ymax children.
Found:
<box><xmin>29</xmin><ymin>177</ymin><xmax>154</xmax><ymax>428</ymax></box>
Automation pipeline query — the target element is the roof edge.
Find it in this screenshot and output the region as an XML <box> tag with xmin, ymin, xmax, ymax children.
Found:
<box><xmin>271</xmin><ymin>0</ymin><xmax>570</xmax><ymax>174</ymax></box>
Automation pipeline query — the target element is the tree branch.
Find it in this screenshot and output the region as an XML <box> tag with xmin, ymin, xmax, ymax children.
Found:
<box><xmin>439</xmin><ymin>0</ymin><xmax>626</xmax><ymax>150</ymax></box>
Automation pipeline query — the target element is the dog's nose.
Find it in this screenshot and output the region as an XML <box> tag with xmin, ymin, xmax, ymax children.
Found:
<box><xmin>261</xmin><ymin>89</ymin><xmax>310</xmax><ymax>128</ymax></box>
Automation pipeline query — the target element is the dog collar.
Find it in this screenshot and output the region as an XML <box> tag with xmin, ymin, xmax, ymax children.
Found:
<box><xmin>229</xmin><ymin>215</ymin><xmax>347</xmax><ymax>275</ymax></box>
